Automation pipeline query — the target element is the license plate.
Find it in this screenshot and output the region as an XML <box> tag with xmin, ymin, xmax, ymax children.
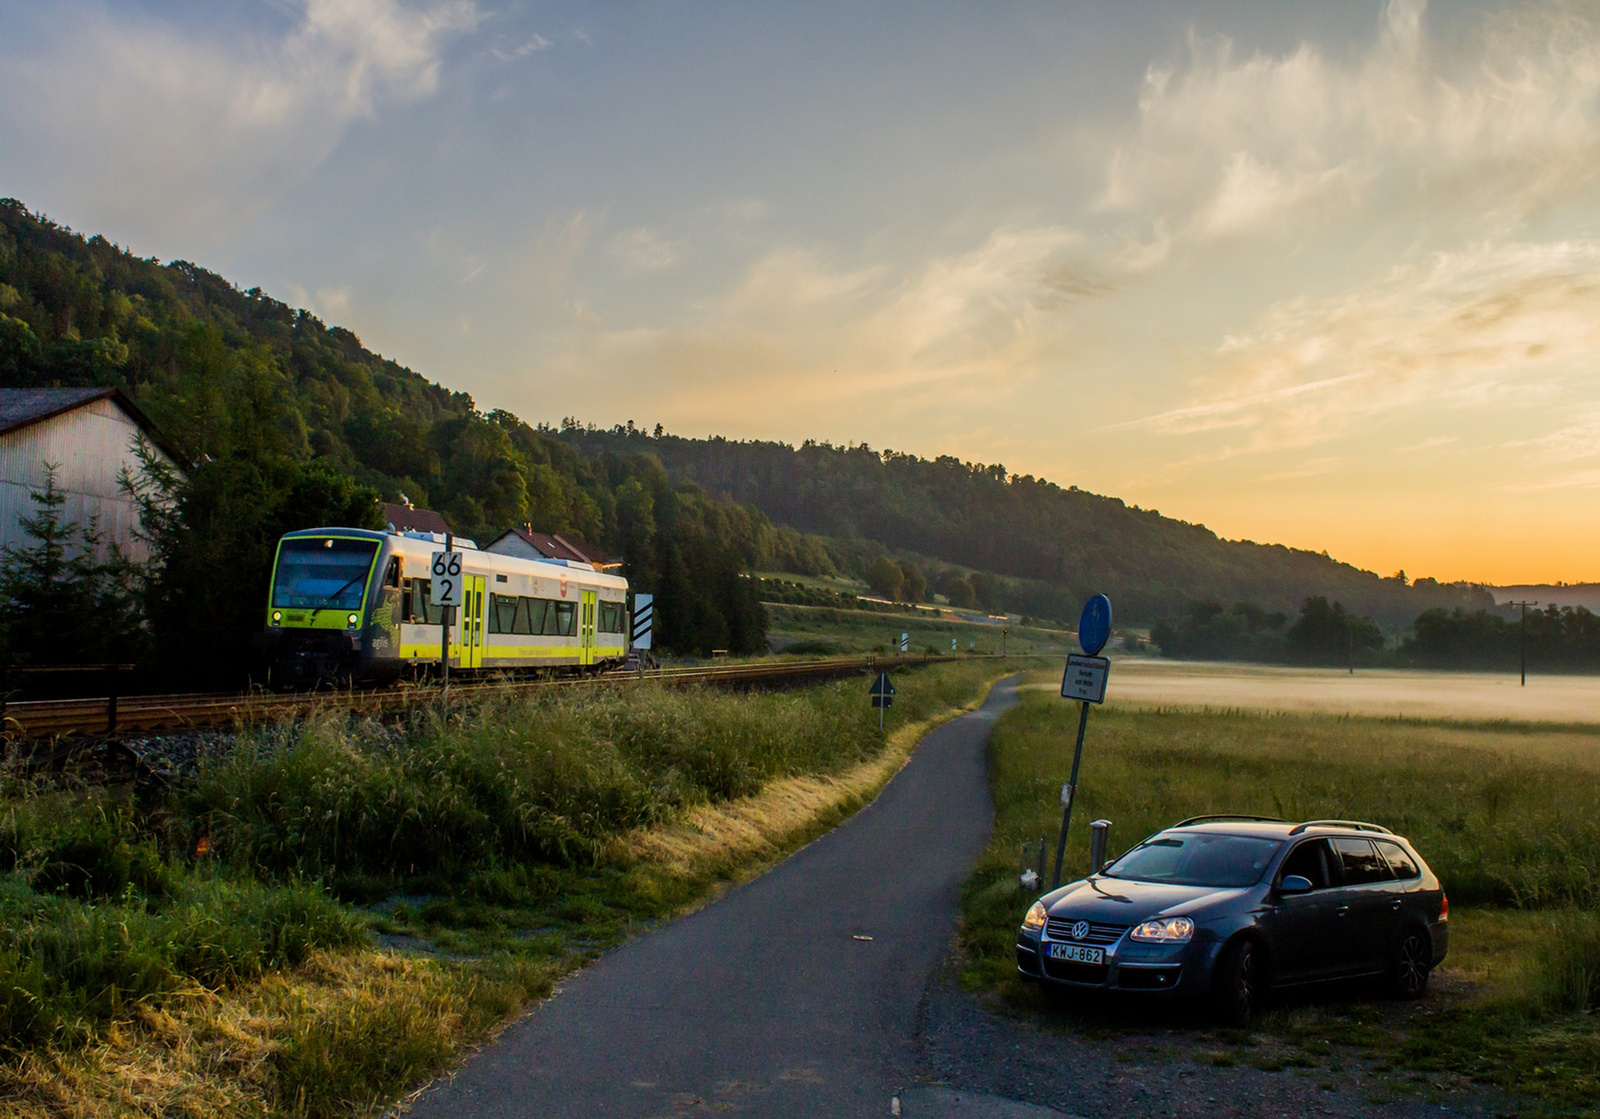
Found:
<box><xmin>1046</xmin><ymin>942</ymin><xmax>1104</xmax><ymax>965</ymax></box>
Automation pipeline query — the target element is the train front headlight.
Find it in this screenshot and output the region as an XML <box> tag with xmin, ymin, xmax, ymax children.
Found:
<box><xmin>347</xmin><ymin>612</ymin><xmax>359</xmax><ymax>628</ymax></box>
<box><xmin>271</xmin><ymin>611</ymin><xmax>282</xmax><ymax>626</ymax></box>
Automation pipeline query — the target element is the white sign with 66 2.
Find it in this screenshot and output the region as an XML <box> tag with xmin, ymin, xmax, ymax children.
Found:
<box><xmin>430</xmin><ymin>551</ymin><xmax>464</xmax><ymax>608</ymax></box>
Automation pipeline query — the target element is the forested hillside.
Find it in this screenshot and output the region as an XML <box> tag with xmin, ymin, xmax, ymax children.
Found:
<box><xmin>554</xmin><ymin>427</ymin><xmax>1494</xmax><ymax>625</ymax></box>
<box><xmin>0</xmin><ymin>200</ymin><xmax>775</xmax><ymax>671</ymax></box>
<box><xmin>0</xmin><ymin>196</ymin><xmax>1494</xmax><ymax>682</ymax></box>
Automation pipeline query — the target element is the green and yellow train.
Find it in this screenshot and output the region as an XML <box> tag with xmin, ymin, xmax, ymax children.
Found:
<box><xmin>261</xmin><ymin>527</ymin><xmax>630</xmax><ymax>684</ymax></box>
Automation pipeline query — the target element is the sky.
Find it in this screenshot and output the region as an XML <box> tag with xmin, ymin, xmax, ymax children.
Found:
<box><xmin>3</xmin><ymin>0</ymin><xmax>1599</xmax><ymax>586</ymax></box>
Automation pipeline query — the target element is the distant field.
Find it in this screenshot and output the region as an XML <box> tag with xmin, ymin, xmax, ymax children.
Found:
<box><xmin>764</xmin><ymin>602</ymin><xmax>1072</xmax><ymax>657</ymax></box>
<box><xmin>1037</xmin><ymin>658</ymin><xmax>1600</xmax><ymax>724</ymax></box>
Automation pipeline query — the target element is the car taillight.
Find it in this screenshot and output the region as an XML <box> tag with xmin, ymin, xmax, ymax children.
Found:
<box><xmin>1439</xmin><ymin>893</ymin><xmax>1449</xmax><ymax>922</ymax></box>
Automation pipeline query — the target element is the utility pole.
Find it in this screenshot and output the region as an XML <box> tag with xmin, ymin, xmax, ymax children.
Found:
<box><xmin>1508</xmin><ymin>600</ymin><xmax>1538</xmax><ymax>686</ymax></box>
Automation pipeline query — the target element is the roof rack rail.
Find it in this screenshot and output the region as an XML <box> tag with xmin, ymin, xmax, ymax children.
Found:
<box><xmin>1171</xmin><ymin>814</ymin><xmax>1286</xmax><ymax>828</ymax></box>
<box><xmin>1287</xmin><ymin>819</ymin><xmax>1394</xmax><ymax>836</ymax></box>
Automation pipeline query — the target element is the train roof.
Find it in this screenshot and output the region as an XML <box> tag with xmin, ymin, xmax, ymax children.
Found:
<box><xmin>278</xmin><ymin>526</ymin><xmax>628</xmax><ymax>588</ymax></box>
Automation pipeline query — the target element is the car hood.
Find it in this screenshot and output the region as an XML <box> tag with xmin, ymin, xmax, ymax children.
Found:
<box><xmin>1042</xmin><ymin>877</ymin><xmax>1245</xmax><ymax>924</ymax></box>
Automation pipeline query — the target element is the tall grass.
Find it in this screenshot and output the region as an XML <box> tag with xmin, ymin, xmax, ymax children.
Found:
<box><xmin>0</xmin><ymin>872</ymin><xmax>365</xmax><ymax>1049</ymax></box>
<box><xmin>188</xmin><ymin>665</ymin><xmax>1009</xmax><ymax>889</ymax></box>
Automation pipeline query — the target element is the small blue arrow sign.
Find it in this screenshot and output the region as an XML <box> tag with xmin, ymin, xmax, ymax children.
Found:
<box><xmin>1078</xmin><ymin>594</ymin><xmax>1112</xmax><ymax>656</ymax></box>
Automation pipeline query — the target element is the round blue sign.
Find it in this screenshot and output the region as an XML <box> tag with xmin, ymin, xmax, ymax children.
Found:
<box><xmin>1078</xmin><ymin>594</ymin><xmax>1112</xmax><ymax>656</ymax></box>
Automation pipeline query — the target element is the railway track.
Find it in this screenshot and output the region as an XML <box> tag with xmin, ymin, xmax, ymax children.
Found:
<box><xmin>0</xmin><ymin>654</ymin><xmax>956</xmax><ymax>741</ymax></box>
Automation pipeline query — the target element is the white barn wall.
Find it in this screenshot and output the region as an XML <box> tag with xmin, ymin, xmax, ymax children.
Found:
<box><xmin>0</xmin><ymin>398</ymin><xmax>178</xmax><ymax>563</ymax></box>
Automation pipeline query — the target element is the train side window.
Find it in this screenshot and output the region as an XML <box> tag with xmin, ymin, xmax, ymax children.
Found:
<box><xmin>489</xmin><ymin>593</ymin><xmax>517</xmax><ymax>634</ymax></box>
<box><xmin>599</xmin><ymin>602</ymin><xmax>621</xmax><ymax>633</ymax></box>
<box><xmin>400</xmin><ymin>578</ymin><xmax>414</xmax><ymax>621</ymax></box>
<box><xmin>521</xmin><ymin>597</ymin><xmax>547</xmax><ymax>635</ymax></box>
<box><xmin>413</xmin><ymin>579</ymin><xmax>441</xmax><ymax>626</ymax></box>
<box><xmin>553</xmin><ymin>601</ymin><xmax>577</xmax><ymax>636</ymax></box>
<box><xmin>384</xmin><ymin>557</ymin><xmax>401</xmax><ymax>588</ymax></box>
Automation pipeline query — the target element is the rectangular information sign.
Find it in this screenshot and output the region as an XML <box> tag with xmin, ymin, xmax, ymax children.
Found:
<box><xmin>1060</xmin><ymin>654</ymin><xmax>1110</xmax><ymax>704</ymax></box>
<box><xmin>430</xmin><ymin>551</ymin><xmax>465</xmax><ymax>608</ymax></box>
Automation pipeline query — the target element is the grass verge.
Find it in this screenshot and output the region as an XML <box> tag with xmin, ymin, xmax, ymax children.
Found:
<box><xmin>0</xmin><ymin>657</ymin><xmax>1025</xmax><ymax>1118</ymax></box>
<box><xmin>959</xmin><ymin>678</ymin><xmax>1600</xmax><ymax>1113</ymax></box>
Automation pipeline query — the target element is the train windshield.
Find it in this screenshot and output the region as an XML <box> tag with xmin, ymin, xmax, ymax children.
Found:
<box><xmin>272</xmin><ymin>538</ymin><xmax>379</xmax><ymax>610</ymax></box>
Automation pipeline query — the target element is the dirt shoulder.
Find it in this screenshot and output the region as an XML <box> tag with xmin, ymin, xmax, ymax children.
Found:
<box><xmin>914</xmin><ymin>972</ymin><xmax>1511</xmax><ymax>1119</ymax></box>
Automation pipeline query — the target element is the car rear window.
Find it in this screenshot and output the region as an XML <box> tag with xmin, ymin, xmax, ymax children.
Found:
<box><xmin>1103</xmin><ymin>833</ymin><xmax>1280</xmax><ymax>888</ymax></box>
<box><xmin>1331</xmin><ymin>838</ymin><xmax>1392</xmax><ymax>885</ymax></box>
<box><xmin>1375</xmin><ymin>839</ymin><xmax>1420</xmax><ymax>880</ymax></box>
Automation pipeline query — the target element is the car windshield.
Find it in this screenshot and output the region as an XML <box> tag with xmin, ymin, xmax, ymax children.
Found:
<box><xmin>1103</xmin><ymin>832</ymin><xmax>1280</xmax><ymax>888</ymax></box>
<box><xmin>272</xmin><ymin>538</ymin><xmax>378</xmax><ymax>609</ymax></box>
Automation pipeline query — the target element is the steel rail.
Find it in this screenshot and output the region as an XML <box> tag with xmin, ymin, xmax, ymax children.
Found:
<box><xmin>1</xmin><ymin>654</ymin><xmax>962</xmax><ymax>741</ymax></box>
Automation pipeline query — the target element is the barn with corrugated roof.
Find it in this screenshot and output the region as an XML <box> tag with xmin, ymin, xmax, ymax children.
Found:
<box><xmin>0</xmin><ymin>387</ymin><xmax>186</xmax><ymax>562</ymax></box>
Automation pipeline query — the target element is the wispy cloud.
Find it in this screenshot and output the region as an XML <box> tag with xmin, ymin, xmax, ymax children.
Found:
<box><xmin>611</xmin><ymin>227</ymin><xmax>685</xmax><ymax>272</ymax></box>
<box><xmin>1127</xmin><ymin>238</ymin><xmax>1600</xmax><ymax>454</ymax></box>
<box><xmin>0</xmin><ymin>0</ymin><xmax>478</xmax><ymax>243</ymax></box>
<box><xmin>1099</xmin><ymin>0</ymin><xmax>1600</xmax><ymax>250</ymax></box>
<box><xmin>1261</xmin><ymin>456</ymin><xmax>1343</xmax><ymax>481</ymax></box>
<box><xmin>550</xmin><ymin>225</ymin><xmax>1086</xmax><ymax>429</ymax></box>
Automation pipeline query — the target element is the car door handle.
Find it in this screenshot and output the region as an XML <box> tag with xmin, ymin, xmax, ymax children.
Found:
<box><xmin>1336</xmin><ymin>905</ymin><xmax>1350</xmax><ymax>917</ymax></box>
<box><xmin>1391</xmin><ymin>899</ymin><xmax>1403</xmax><ymax>910</ymax></box>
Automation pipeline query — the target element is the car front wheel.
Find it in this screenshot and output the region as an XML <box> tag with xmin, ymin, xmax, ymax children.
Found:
<box><xmin>1390</xmin><ymin>929</ymin><xmax>1432</xmax><ymax>999</ymax></box>
<box><xmin>1211</xmin><ymin>938</ymin><xmax>1262</xmax><ymax>1026</ymax></box>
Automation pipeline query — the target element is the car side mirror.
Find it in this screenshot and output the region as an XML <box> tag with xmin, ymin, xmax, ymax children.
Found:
<box><xmin>1278</xmin><ymin>874</ymin><xmax>1313</xmax><ymax>895</ymax></box>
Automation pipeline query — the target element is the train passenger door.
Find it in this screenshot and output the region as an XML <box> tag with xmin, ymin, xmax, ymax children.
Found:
<box><xmin>580</xmin><ymin>590</ymin><xmax>597</xmax><ymax>666</ymax></box>
<box><xmin>465</xmin><ymin>575</ymin><xmax>486</xmax><ymax>669</ymax></box>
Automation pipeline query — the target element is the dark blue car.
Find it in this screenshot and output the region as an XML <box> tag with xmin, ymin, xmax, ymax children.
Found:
<box><xmin>1016</xmin><ymin>817</ymin><xmax>1449</xmax><ymax>1023</ymax></box>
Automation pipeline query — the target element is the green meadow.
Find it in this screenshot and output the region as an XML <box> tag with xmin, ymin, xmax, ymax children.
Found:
<box><xmin>960</xmin><ymin>679</ymin><xmax>1600</xmax><ymax>1111</ymax></box>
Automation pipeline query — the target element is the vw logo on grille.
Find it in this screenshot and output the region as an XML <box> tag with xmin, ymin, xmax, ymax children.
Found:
<box><xmin>1071</xmin><ymin>920</ymin><xmax>1090</xmax><ymax>941</ymax></box>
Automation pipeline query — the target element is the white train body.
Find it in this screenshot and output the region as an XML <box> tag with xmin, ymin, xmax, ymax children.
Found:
<box><xmin>262</xmin><ymin>527</ymin><xmax>629</xmax><ymax>683</ymax></box>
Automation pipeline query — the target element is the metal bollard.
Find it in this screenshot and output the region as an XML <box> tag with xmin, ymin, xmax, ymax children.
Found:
<box><xmin>1089</xmin><ymin>819</ymin><xmax>1112</xmax><ymax>875</ymax></box>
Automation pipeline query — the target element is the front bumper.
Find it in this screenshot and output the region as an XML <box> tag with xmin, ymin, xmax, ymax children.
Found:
<box><xmin>1016</xmin><ymin>927</ymin><xmax>1216</xmax><ymax>995</ymax></box>
<box><xmin>262</xmin><ymin>627</ymin><xmax>361</xmax><ymax>682</ymax></box>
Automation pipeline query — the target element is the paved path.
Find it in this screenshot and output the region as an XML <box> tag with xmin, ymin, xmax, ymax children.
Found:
<box><xmin>407</xmin><ymin>676</ymin><xmax>1022</xmax><ymax>1119</ymax></box>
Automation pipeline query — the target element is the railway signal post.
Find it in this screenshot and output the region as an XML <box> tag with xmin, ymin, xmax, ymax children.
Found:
<box><xmin>432</xmin><ymin>535</ymin><xmax>464</xmax><ymax>696</ymax></box>
<box><xmin>1052</xmin><ymin>594</ymin><xmax>1112</xmax><ymax>888</ymax></box>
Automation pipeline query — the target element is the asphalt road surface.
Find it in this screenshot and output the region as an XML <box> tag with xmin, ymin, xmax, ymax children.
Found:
<box><xmin>407</xmin><ymin>676</ymin><xmax>1023</xmax><ymax>1119</ymax></box>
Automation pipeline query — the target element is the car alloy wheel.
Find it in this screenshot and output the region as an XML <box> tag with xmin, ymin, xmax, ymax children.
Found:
<box><xmin>1390</xmin><ymin>930</ymin><xmax>1431</xmax><ymax>999</ymax></box>
<box><xmin>1213</xmin><ymin>938</ymin><xmax>1259</xmax><ymax>1026</ymax></box>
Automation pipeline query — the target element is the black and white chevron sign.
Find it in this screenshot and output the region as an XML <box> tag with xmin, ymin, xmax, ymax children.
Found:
<box><xmin>630</xmin><ymin>594</ymin><xmax>654</xmax><ymax>650</ymax></box>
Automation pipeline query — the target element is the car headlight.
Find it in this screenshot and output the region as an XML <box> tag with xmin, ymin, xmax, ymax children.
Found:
<box><xmin>347</xmin><ymin>612</ymin><xmax>359</xmax><ymax>628</ymax></box>
<box><xmin>1130</xmin><ymin>917</ymin><xmax>1194</xmax><ymax>943</ymax></box>
<box><xmin>1022</xmin><ymin>900</ymin><xmax>1048</xmax><ymax>931</ymax></box>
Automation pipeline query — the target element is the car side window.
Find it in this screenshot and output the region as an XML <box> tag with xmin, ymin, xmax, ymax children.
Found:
<box><xmin>1331</xmin><ymin>838</ymin><xmax>1392</xmax><ymax>885</ymax></box>
<box><xmin>1375</xmin><ymin>840</ymin><xmax>1420</xmax><ymax>880</ymax></box>
<box><xmin>1279</xmin><ymin>839</ymin><xmax>1335</xmax><ymax>889</ymax></box>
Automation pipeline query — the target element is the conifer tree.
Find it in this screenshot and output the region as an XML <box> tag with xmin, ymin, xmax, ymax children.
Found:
<box><xmin>0</xmin><ymin>465</ymin><xmax>143</xmax><ymax>666</ymax></box>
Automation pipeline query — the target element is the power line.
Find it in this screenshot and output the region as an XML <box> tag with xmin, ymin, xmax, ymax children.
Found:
<box><xmin>1507</xmin><ymin>600</ymin><xmax>1538</xmax><ymax>687</ymax></box>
